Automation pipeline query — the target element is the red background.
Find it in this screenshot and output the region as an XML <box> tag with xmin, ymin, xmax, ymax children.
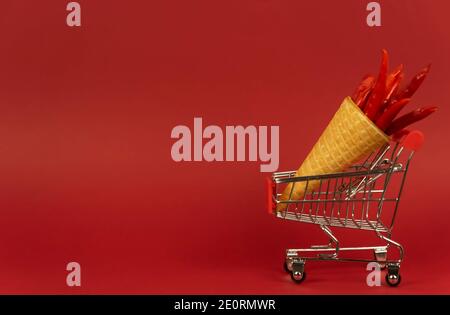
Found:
<box><xmin>0</xmin><ymin>0</ymin><xmax>449</xmax><ymax>294</ymax></box>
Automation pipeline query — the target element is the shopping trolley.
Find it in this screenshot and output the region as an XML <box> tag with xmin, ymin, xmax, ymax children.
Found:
<box><xmin>267</xmin><ymin>131</ymin><xmax>424</xmax><ymax>286</ymax></box>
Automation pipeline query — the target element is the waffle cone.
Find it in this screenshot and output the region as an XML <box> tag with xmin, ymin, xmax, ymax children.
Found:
<box><xmin>276</xmin><ymin>97</ymin><xmax>389</xmax><ymax>211</ymax></box>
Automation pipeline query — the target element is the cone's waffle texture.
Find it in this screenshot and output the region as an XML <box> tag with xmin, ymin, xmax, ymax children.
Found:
<box><xmin>276</xmin><ymin>97</ymin><xmax>389</xmax><ymax>211</ymax></box>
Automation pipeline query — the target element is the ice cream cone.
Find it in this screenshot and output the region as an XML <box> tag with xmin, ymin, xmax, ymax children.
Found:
<box><xmin>276</xmin><ymin>97</ymin><xmax>390</xmax><ymax>211</ymax></box>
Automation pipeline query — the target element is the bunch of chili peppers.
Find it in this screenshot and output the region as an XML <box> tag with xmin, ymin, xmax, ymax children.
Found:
<box><xmin>352</xmin><ymin>49</ymin><xmax>437</xmax><ymax>136</ymax></box>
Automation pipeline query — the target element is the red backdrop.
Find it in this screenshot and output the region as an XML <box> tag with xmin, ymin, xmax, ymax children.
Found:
<box><xmin>0</xmin><ymin>0</ymin><xmax>449</xmax><ymax>294</ymax></box>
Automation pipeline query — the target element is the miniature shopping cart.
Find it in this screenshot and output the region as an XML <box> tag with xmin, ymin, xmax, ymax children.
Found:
<box><xmin>267</xmin><ymin>131</ymin><xmax>424</xmax><ymax>286</ymax></box>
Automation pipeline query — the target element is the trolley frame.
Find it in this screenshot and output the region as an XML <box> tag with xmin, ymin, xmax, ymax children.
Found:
<box><xmin>267</xmin><ymin>131</ymin><xmax>424</xmax><ymax>286</ymax></box>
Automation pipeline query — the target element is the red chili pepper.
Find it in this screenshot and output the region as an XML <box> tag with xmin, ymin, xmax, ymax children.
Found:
<box><xmin>364</xmin><ymin>49</ymin><xmax>389</xmax><ymax>121</ymax></box>
<box><xmin>352</xmin><ymin>75</ymin><xmax>375</xmax><ymax>109</ymax></box>
<box><xmin>385</xmin><ymin>64</ymin><xmax>404</xmax><ymax>101</ymax></box>
<box><xmin>391</xmin><ymin>129</ymin><xmax>410</xmax><ymax>142</ymax></box>
<box><xmin>375</xmin><ymin>98</ymin><xmax>410</xmax><ymax>131</ymax></box>
<box><xmin>385</xmin><ymin>106</ymin><xmax>438</xmax><ymax>135</ymax></box>
<box><xmin>388</xmin><ymin>64</ymin><xmax>403</xmax><ymax>80</ymax></box>
<box><xmin>375</xmin><ymin>65</ymin><xmax>404</xmax><ymax>120</ymax></box>
<box><xmin>396</xmin><ymin>64</ymin><xmax>431</xmax><ymax>100</ymax></box>
<box><xmin>358</xmin><ymin>83</ymin><xmax>373</xmax><ymax>111</ymax></box>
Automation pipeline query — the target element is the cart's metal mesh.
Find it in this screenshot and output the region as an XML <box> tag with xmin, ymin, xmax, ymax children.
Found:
<box><xmin>271</xmin><ymin>142</ymin><xmax>413</xmax><ymax>233</ymax></box>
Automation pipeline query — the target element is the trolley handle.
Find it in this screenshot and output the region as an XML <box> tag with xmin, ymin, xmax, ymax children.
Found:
<box><xmin>400</xmin><ymin>130</ymin><xmax>425</xmax><ymax>152</ymax></box>
<box><xmin>266</xmin><ymin>177</ymin><xmax>276</xmax><ymax>214</ymax></box>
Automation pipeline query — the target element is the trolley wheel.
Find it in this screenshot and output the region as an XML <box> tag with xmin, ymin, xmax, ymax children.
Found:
<box><xmin>284</xmin><ymin>260</ymin><xmax>293</xmax><ymax>273</ymax></box>
<box><xmin>385</xmin><ymin>273</ymin><xmax>401</xmax><ymax>287</ymax></box>
<box><xmin>291</xmin><ymin>271</ymin><xmax>306</xmax><ymax>284</ymax></box>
